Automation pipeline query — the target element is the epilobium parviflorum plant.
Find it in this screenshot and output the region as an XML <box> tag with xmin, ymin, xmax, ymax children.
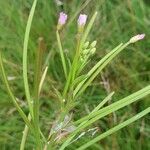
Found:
<box><xmin>0</xmin><ymin>0</ymin><xmax>150</xmax><ymax>150</ymax></box>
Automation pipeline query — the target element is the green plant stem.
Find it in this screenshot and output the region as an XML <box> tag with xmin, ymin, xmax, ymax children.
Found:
<box><xmin>56</xmin><ymin>30</ymin><xmax>67</xmax><ymax>79</ymax></box>
<box><xmin>62</xmin><ymin>37</ymin><xmax>81</xmax><ymax>110</ymax></box>
<box><xmin>20</xmin><ymin>114</ymin><xmax>31</xmax><ymax>150</ymax></box>
<box><xmin>0</xmin><ymin>51</ymin><xmax>33</xmax><ymax>131</ymax></box>
<box><xmin>61</xmin><ymin>40</ymin><xmax>81</xmax><ymax>114</ymax></box>
<box><xmin>22</xmin><ymin>0</ymin><xmax>42</xmax><ymax>148</ymax></box>
<box><xmin>62</xmin><ymin>67</ymin><xmax>72</xmax><ymax>98</ymax></box>
<box><xmin>20</xmin><ymin>65</ymin><xmax>48</xmax><ymax>150</ymax></box>
<box><xmin>77</xmin><ymin>107</ymin><xmax>150</xmax><ymax>150</ymax></box>
<box><xmin>60</xmin><ymin>36</ymin><xmax>82</xmax><ymax>123</ymax></box>
<box><xmin>39</xmin><ymin>66</ymin><xmax>48</xmax><ymax>94</ymax></box>
<box><xmin>71</xmin><ymin>35</ymin><xmax>82</xmax><ymax>83</ymax></box>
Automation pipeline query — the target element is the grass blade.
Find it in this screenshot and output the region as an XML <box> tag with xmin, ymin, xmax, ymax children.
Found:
<box><xmin>75</xmin><ymin>85</ymin><xmax>150</xmax><ymax>125</ymax></box>
<box><xmin>33</xmin><ymin>37</ymin><xmax>44</xmax><ymax>148</ymax></box>
<box><xmin>92</xmin><ymin>91</ymin><xmax>115</xmax><ymax>112</ymax></box>
<box><xmin>23</xmin><ymin>0</ymin><xmax>37</xmax><ymax>117</ymax></box>
<box><xmin>77</xmin><ymin>107</ymin><xmax>150</xmax><ymax>150</ymax></box>
<box><xmin>0</xmin><ymin>52</ymin><xmax>33</xmax><ymax>130</ymax></box>
<box><xmin>39</xmin><ymin>66</ymin><xmax>48</xmax><ymax>94</ymax></box>
<box><xmin>59</xmin><ymin>85</ymin><xmax>150</xmax><ymax>149</ymax></box>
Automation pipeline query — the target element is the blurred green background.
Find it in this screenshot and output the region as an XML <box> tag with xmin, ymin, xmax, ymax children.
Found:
<box><xmin>0</xmin><ymin>0</ymin><xmax>150</xmax><ymax>149</ymax></box>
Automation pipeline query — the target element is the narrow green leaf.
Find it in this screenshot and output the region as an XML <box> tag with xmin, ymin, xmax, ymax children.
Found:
<box><xmin>39</xmin><ymin>66</ymin><xmax>48</xmax><ymax>94</ymax></box>
<box><xmin>20</xmin><ymin>114</ymin><xmax>31</xmax><ymax>150</ymax></box>
<box><xmin>92</xmin><ymin>91</ymin><xmax>115</xmax><ymax>112</ymax></box>
<box><xmin>77</xmin><ymin>107</ymin><xmax>150</xmax><ymax>150</ymax></box>
<box><xmin>75</xmin><ymin>85</ymin><xmax>150</xmax><ymax>125</ymax></box>
<box><xmin>23</xmin><ymin>0</ymin><xmax>37</xmax><ymax>117</ymax></box>
<box><xmin>33</xmin><ymin>37</ymin><xmax>44</xmax><ymax>148</ymax></box>
<box><xmin>71</xmin><ymin>75</ymin><xmax>88</xmax><ymax>88</ymax></box>
<box><xmin>0</xmin><ymin>52</ymin><xmax>33</xmax><ymax>131</ymax></box>
<box><xmin>59</xmin><ymin>85</ymin><xmax>150</xmax><ymax>150</ymax></box>
<box><xmin>73</xmin><ymin>92</ymin><xmax>115</xmax><ymax>129</ymax></box>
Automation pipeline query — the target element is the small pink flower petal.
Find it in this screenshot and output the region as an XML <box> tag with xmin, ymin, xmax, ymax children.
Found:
<box><xmin>58</xmin><ymin>12</ymin><xmax>67</xmax><ymax>25</ymax></box>
<box><xmin>130</xmin><ymin>34</ymin><xmax>145</xmax><ymax>43</ymax></box>
<box><xmin>78</xmin><ymin>14</ymin><xmax>87</xmax><ymax>26</ymax></box>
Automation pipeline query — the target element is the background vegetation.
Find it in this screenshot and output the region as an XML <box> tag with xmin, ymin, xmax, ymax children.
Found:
<box><xmin>0</xmin><ymin>0</ymin><xmax>149</xmax><ymax>149</ymax></box>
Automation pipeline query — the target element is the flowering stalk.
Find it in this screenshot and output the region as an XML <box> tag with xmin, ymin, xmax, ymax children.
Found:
<box><xmin>71</xmin><ymin>14</ymin><xmax>88</xmax><ymax>82</ymax></box>
<box><xmin>63</xmin><ymin>14</ymin><xmax>88</xmax><ymax>98</ymax></box>
<box><xmin>78</xmin><ymin>14</ymin><xmax>87</xmax><ymax>33</ymax></box>
<box><xmin>57</xmin><ymin>12</ymin><xmax>68</xmax><ymax>30</ymax></box>
<box><xmin>63</xmin><ymin>12</ymin><xmax>97</xmax><ymax>99</ymax></box>
<box><xmin>129</xmin><ymin>34</ymin><xmax>145</xmax><ymax>43</ymax></box>
<box><xmin>56</xmin><ymin>30</ymin><xmax>68</xmax><ymax>79</ymax></box>
<box><xmin>56</xmin><ymin>12</ymin><xmax>68</xmax><ymax>79</ymax></box>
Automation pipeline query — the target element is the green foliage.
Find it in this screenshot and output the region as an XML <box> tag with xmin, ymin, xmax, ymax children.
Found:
<box><xmin>0</xmin><ymin>0</ymin><xmax>150</xmax><ymax>150</ymax></box>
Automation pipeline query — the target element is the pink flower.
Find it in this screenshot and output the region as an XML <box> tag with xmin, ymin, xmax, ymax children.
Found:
<box><xmin>58</xmin><ymin>12</ymin><xmax>67</xmax><ymax>25</ymax></box>
<box><xmin>78</xmin><ymin>14</ymin><xmax>87</xmax><ymax>26</ymax></box>
<box><xmin>130</xmin><ymin>34</ymin><xmax>145</xmax><ymax>43</ymax></box>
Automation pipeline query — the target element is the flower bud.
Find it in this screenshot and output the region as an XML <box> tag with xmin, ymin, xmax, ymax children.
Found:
<box><xmin>90</xmin><ymin>48</ymin><xmax>96</xmax><ymax>55</ymax></box>
<box><xmin>78</xmin><ymin>14</ymin><xmax>87</xmax><ymax>33</ymax></box>
<box><xmin>83</xmin><ymin>41</ymin><xmax>90</xmax><ymax>49</ymax></box>
<box><xmin>129</xmin><ymin>34</ymin><xmax>145</xmax><ymax>43</ymax></box>
<box><xmin>82</xmin><ymin>49</ymin><xmax>90</xmax><ymax>55</ymax></box>
<box><xmin>57</xmin><ymin>12</ymin><xmax>67</xmax><ymax>30</ymax></box>
<box><xmin>78</xmin><ymin>14</ymin><xmax>87</xmax><ymax>26</ymax></box>
<box><xmin>90</xmin><ymin>41</ymin><xmax>97</xmax><ymax>48</ymax></box>
<box><xmin>80</xmin><ymin>57</ymin><xmax>84</xmax><ymax>62</ymax></box>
